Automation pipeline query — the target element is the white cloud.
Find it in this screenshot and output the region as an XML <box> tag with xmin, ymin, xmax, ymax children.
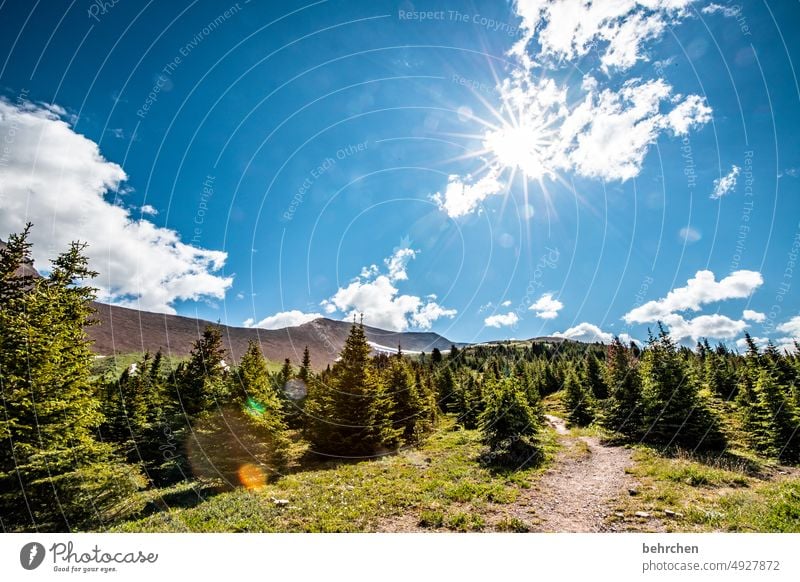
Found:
<box><xmin>742</xmin><ymin>309</ymin><xmax>765</xmax><ymax>323</ymax></box>
<box><xmin>510</xmin><ymin>0</ymin><xmax>694</xmax><ymax>72</ymax></box>
<box><xmin>662</xmin><ymin>313</ymin><xmax>746</xmax><ymax>342</ymax></box>
<box><xmin>777</xmin><ymin>316</ymin><xmax>800</xmax><ymax>339</ymax></box>
<box><xmin>434</xmin><ymin>75</ymin><xmax>711</xmax><ymax>218</ymax></box>
<box><xmin>243</xmin><ymin>310</ymin><xmax>322</xmax><ymax>330</ymax></box>
<box><xmin>431</xmin><ymin>170</ymin><xmax>504</xmax><ymax>219</ymax></box>
<box><xmin>501</xmin><ymin>300</ymin><xmax>512</xmax><ymax>307</ymax></box>
<box><xmin>701</xmin><ymin>3</ymin><xmax>741</xmax><ymax>18</ymax></box>
<box><xmin>710</xmin><ymin>164</ymin><xmax>740</xmax><ymax>199</ymax></box>
<box><xmin>484</xmin><ymin>312</ymin><xmax>520</xmax><ymax>328</ymax></box>
<box><xmin>320</xmin><ymin>247</ymin><xmax>456</xmax><ymax>332</ymax></box>
<box><xmin>624</xmin><ymin>270</ymin><xmax>763</xmax><ymax>324</ymax></box>
<box><xmin>0</xmin><ymin>99</ymin><xmax>232</xmax><ymax>314</ymax></box>
<box><xmin>140</xmin><ymin>204</ymin><xmax>158</xmax><ymax>215</ymax></box>
<box><xmin>679</xmin><ymin>226</ymin><xmax>701</xmax><ymax>243</ymax></box>
<box><xmin>384</xmin><ymin>247</ymin><xmax>416</xmax><ymax>281</ymax></box>
<box><xmin>529</xmin><ymin>292</ymin><xmax>563</xmax><ymax>319</ymax></box>
<box><xmin>555</xmin><ymin>322</ymin><xmax>612</xmax><ymax>343</ymax></box>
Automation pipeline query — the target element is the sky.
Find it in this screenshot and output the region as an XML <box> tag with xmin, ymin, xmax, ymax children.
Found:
<box><xmin>0</xmin><ymin>0</ymin><xmax>799</xmax><ymax>350</ymax></box>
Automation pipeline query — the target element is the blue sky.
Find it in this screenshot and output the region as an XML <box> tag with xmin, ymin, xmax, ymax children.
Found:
<box><xmin>0</xmin><ymin>0</ymin><xmax>799</xmax><ymax>349</ymax></box>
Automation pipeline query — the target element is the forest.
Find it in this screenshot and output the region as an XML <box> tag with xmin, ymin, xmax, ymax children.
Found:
<box><xmin>1</xmin><ymin>228</ymin><xmax>799</xmax><ymax>532</ymax></box>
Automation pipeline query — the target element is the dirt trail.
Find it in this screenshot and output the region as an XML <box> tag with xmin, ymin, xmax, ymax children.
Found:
<box><xmin>520</xmin><ymin>415</ymin><xmax>636</xmax><ymax>532</ymax></box>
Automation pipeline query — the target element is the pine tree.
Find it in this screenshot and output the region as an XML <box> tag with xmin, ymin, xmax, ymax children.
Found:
<box><xmin>298</xmin><ymin>346</ymin><xmax>311</xmax><ymax>382</ymax></box>
<box><xmin>0</xmin><ymin>231</ymin><xmax>143</xmax><ymax>530</ymax></box>
<box><xmin>743</xmin><ymin>369</ymin><xmax>800</xmax><ymax>463</ymax></box>
<box><xmin>584</xmin><ymin>354</ymin><xmax>608</xmax><ymax>399</ymax></box>
<box><xmin>564</xmin><ymin>368</ymin><xmax>594</xmax><ymax>427</ymax></box>
<box><xmin>478</xmin><ymin>377</ymin><xmax>543</xmax><ymax>467</ymax></box>
<box><xmin>386</xmin><ymin>351</ymin><xmax>430</xmax><ymax>443</ymax></box>
<box><xmin>305</xmin><ymin>321</ymin><xmax>400</xmax><ymax>456</ymax></box>
<box><xmin>602</xmin><ymin>337</ymin><xmax>643</xmax><ymax>437</ymax></box>
<box><xmin>176</xmin><ymin>325</ymin><xmax>230</xmax><ymax>417</ymax></box>
<box><xmin>640</xmin><ymin>325</ymin><xmax>725</xmax><ymax>450</ymax></box>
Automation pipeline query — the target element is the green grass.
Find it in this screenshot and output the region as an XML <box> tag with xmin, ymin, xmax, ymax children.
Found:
<box><xmin>618</xmin><ymin>446</ymin><xmax>800</xmax><ymax>532</ymax></box>
<box><xmin>111</xmin><ymin>418</ymin><xmax>559</xmax><ymax>533</ymax></box>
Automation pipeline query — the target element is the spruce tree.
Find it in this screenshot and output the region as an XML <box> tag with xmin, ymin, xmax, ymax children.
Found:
<box><xmin>602</xmin><ymin>337</ymin><xmax>643</xmax><ymax>437</ymax></box>
<box><xmin>0</xmin><ymin>231</ymin><xmax>143</xmax><ymax>530</ymax></box>
<box><xmin>583</xmin><ymin>353</ymin><xmax>608</xmax><ymax>399</ymax></box>
<box><xmin>176</xmin><ymin>325</ymin><xmax>230</xmax><ymax>417</ymax></box>
<box><xmin>640</xmin><ymin>325</ymin><xmax>725</xmax><ymax>450</ymax></box>
<box><xmin>298</xmin><ymin>346</ymin><xmax>311</xmax><ymax>382</ymax></box>
<box><xmin>744</xmin><ymin>369</ymin><xmax>800</xmax><ymax>463</ymax></box>
<box><xmin>305</xmin><ymin>321</ymin><xmax>399</xmax><ymax>456</ymax></box>
<box><xmin>478</xmin><ymin>377</ymin><xmax>542</xmax><ymax>467</ymax></box>
<box><xmin>564</xmin><ymin>368</ymin><xmax>594</xmax><ymax>427</ymax></box>
<box><xmin>386</xmin><ymin>351</ymin><xmax>430</xmax><ymax>443</ymax></box>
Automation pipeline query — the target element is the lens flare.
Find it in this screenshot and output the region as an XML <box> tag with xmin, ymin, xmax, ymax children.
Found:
<box><xmin>237</xmin><ymin>463</ymin><xmax>266</xmax><ymax>490</ymax></box>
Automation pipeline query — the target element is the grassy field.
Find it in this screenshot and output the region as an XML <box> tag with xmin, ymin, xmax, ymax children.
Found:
<box><xmin>105</xmin><ymin>395</ymin><xmax>800</xmax><ymax>533</ymax></box>
<box><xmin>614</xmin><ymin>446</ymin><xmax>800</xmax><ymax>532</ymax></box>
<box><xmin>111</xmin><ymin>418</ymin><xmax>559</xmax><ymax>533</ymax></box>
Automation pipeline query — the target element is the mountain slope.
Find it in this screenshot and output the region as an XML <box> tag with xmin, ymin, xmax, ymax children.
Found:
<box><xmin>88</xmin><ymin>303</ymin><xmax>457</xmax><ymax>368</ymax></box>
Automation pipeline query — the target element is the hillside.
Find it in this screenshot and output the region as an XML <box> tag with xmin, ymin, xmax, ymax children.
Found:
<box><xmin>87</xmin><ymin>304</ymin><xmax>458</xmax><ymax>368</ymax></box>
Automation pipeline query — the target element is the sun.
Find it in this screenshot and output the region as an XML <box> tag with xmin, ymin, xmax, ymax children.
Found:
<box><xmin>482</xmin><ymin>122</ymin><xmax>552</xmax><ymax>180</ymax></box>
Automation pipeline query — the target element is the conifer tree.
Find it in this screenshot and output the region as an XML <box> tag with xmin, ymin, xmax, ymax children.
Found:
<box><xmin>478</xmin><ymin>377</ymin><xmax>542</xmax><ymax>467</ymax></box>
<box><xmin>386</xmin><ymin>351</ymin><xmax>430</xmax><ymax>443</ymax></box>
<box><xmin>298</xmin><ymin>346</ymin><xmax>311</xmax><ymax>382</ymax></box>
<box><xmin>564</xmin><ymin>368</ymin><xmax>594</xmax><ymax>427</ymax></box>
<box><xmin>0</xmin><ymin>230</ymin><xmax>143</xmax><ymax>530</ymax></box>
<box><xmin>744</xmin><ymin>369</ymin><xmax>800</xmax><ymax>463</ymax></box>
<box><xmin>176</xmin><ymin>325</ymin><xmax>230</xmax><ymax>417</ymax></box>
<box><xmin>640</xmin><ymin>325</ymin><xmax>725</xmax><ymax>450</ymax></box>
<box><xmin>584</xmin><ymin>354</ymin><xmax>608</xmax><ymax>399</ymax></box>
<box><xmin>305</xmin><ymin>321</ymin><xmax>399</xmax><ymax>455</ymax></box>
<box><xmin>602</xmin><ymin>337</ymin><xmax>643</xmax><ymax>437</ymax></box>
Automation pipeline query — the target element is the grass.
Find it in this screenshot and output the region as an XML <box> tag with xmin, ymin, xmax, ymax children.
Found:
<box><xmin>111</xmin><ymin>417</ymin><xmax>559</xmax><ymax>533</ymax></box>
<box><xmin>616</xmin><ymin>445</ymin><xmax>800</xmax><ymax>532</ymax></box>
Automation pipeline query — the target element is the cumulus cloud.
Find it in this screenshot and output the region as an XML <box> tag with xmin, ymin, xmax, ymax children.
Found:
<box><xmin>735</xmin><ymin>335</ymin><xmax>769</xmax><ymax>352</ymax></box>
<box><xmin>140</xmin><ymin>204</ymin><xmax>158</xmax><ymax>215</ymax></box>
<box><xmin>243</xmin><ymin>310</ymin><xmax>322</xmax><ymax>330</ymax></box>
<box><xmin>0</xmin><ymin>99</ymin><xmax>232</xmax><ymax>314</ymax></box>
<box><xmin>318</xmin><ymin>247</ymin><xmax>456</xmax><ymax>332</ymax></box>
<box><xmin>501</xmin><ymin>300</ymin><xmax>512</xmax><ymax>307</ymax></box>
<box><xmin>484</xmin><ymin>312</ymin><xmax>520</xmax><ymax>328</ymax></box>
<box><xmin>529</xmin><ymin>292</ymin><xmax>563</xmax><ymax>319</ymax></box>
<box><xmin>624</xmin><ymin>270</ymin><xmax>764</xmax><ymax>324</ymax></box>
<box><xmin>510</xmin><ymin>0</ymin><xmax>694</xmax><ymax>72</ymax></box>
<box><xmin>742</xmin><ymin>309</ymin><xmax>766</xmax><ymax>323</ymax></box>
<box><xmin>662</xmin><ymin>313</ymin><xmax>746</xmax><ymax>342</ymax></box>
<box><xmin>777</xmin><ymin>316</ymin><xmax>800</xmax><ymax>340</ymax></box>
<box><xmin>555</xmin><ymin>322</ymin><xmax>612</xmax><ymax>343</ymax></box>
<box><xmin>433</xmin><ymin>74</ymin><xmax>711</xmax><ymax>218</ymax></box>
<box><xmin>431</xmin><ymin>170</ymin><xmax>504</xmax><ymax>219</ymax></box>
<box><xmin>710</xmin><ymin>165</ymin><xmax>740</xmax><ymax>199</ymax></box>
<box><xmin>679</xmin><ymin>226</ymin><xmax>701</xmax><ymax>243</ymax></box>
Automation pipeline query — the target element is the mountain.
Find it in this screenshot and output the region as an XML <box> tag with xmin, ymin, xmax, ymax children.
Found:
<box><xmin>87</xmin><ymin>303</ymin><xmax>458</xmax><ymax>368</ymax></box>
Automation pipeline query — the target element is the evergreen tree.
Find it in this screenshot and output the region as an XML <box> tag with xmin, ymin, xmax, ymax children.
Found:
<box><xmin>176</xmin><ymin>325</ymin><xmax>230</xmax><ymax>417</ymax></box>
<box><xmin>0</xmin><ymin>231</ymin><xmax>143</xmax><ymax>530</ymax></box>
<box><xmin>640</xmin><ymin>325</ymin><xmax>725</xmax><ymax>450</ymax></box>
<box><xmin>305</xmin><ymin>321</ymin><xmax>400</xmax><ymax>456</ymax></box>
<box><xmin>584</xmin><ymin>354</ymin><xmax>608</xmax><ymax>399</ymax></box>
<box><xmin>564</xmin><ymin>368</ymin><xmax>594</xmax><ymax>427</ymax></box>
<box><xmin>478</xmin><ymin>377</ymin><xmax>543</xmax><ymax>467</ymax></box>
<box><xmin>602</xmin><ymin>337</ymin><xmax>643</xmax><ymax>437</ymax></box>
<box><xmin>743</xmin><ymin>369</ymin><xmax>800</xmax><ymax>463</ymax></box>
<box><xmin>298</xmin><ymin>346</ymin><xmax>311</xmax><ymax>382</ymax></box>
<box><xmin>386</xmin><ymin>351</ymin><xmax>430</xmax><ymax>443</ymax></box>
